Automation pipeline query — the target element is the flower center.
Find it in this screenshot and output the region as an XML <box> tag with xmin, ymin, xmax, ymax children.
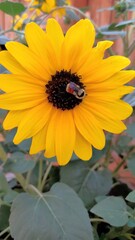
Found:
<box><xmin>45</xmin><ymin>70</ymin><xmax>86</xmax><ymax>110</ymax></box>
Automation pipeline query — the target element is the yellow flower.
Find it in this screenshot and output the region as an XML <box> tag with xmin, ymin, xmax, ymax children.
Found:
<box><xmin>41</xmin><ymin>0</ymin><xmax>69</xmax><ymax>16</ymax></box>
<box><xmin>25</xmin><ymin>0</ymin><xmax>70</xmax><ymax>16</ymax></box>
<box><xmin>13</xmin><ymin>13</ymin><xmax>28</xmax><ymax>30</ymax></box>
<box><xmin>0</xmin><ymin>19</ymin><xmax>134</xmax><ymax>165</ymax></box>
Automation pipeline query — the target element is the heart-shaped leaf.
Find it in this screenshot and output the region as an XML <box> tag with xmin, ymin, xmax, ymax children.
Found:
<box><xmin>91</xmin><ymin>196</ymin><xmax>129</xmax><ymax>227</ymax></box>
<box><xmin>10</xmin><ymin>183</ymin><xmax>94</xmax><ymax>240</ymax></box>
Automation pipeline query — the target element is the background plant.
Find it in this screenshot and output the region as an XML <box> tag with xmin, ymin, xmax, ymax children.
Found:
<box><xmin>0</xmin><ymin>0</ymin><xmax>135</xmax><ymax>239</ymax></box>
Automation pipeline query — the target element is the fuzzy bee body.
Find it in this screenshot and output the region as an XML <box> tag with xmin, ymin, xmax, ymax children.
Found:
<box><xmin>66</xmin><ymin>82</ymin><xmax>86</xmax><ymax>99</ymax></box>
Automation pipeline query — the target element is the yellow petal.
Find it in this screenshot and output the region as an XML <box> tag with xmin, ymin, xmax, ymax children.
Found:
<box><xmin>114</xmin><ymin>86</ymin><xmax>134</xmax><ymax>98</ymax></box>
<box><xmin>0</xmin><ymin>74</ymin><xmax>44</xmax><ymax>92</ymax></box>
<box><xmin>13</xmin><ymin>101</ymin><xmax>52</xmax><ymax>144</ymax></box>
<box><xmin>45</xmin><ymin>110</ymin><xmax>57</xmax><ymax>158</ymax></box>
<box><xmin>30</xmin><ymin>124</ymin><xmax>48</xmax><ymax>154</ymax></box>
<box><xmin>86</xmin><ymin>86</ymin><xmax>134</xmax><ymax>101</ymax></box>
<box><xmin>5</xmin><ymin>41</ymin><xmax>50</xmax><ymax>80</ymax></box>
<box><xmin>82</xmin><ymin>101</ymin><xmax>128</xmax><ymax>133</ymax></box>
<box><xmin>61</xmin><ymin>19</ymin><xmax>95</xmax><ymax>70</ymax></box>
<box><xmin>25</xmin><ymin>22</ymin><xmax>55</xmax><ymax>74</ymax></box>
<box><xmin>73</xmin><ymin>105</ymin><xmax>105</xmax><ymax>150</ymax></box>
<box><xmin>0</xmin><ymin>51</ymin><xmax>29</xmax><ymax>74</ymax></box>
<box><xmin>55</xmin><ymin>110</ymin><xmax>76</xmax><ymax>165</ymax></box>
<box><xmin>83</xmin><ymin>56</ymin><xmax>130</xmax><ymax>81</ymax></box>
<box><xmin>75</xmin><ymin>40</ymin><xmax>113</xmax><ymax>75</ymax></box>
<box><xmin>94</xmin><ymin>40</ymin><xmax>113</xmax><ymax>59</ymax></box>
<box><xmin>74</xmin><ymin>130</ymin><xmax>92</xmax><ymax>160</ymax></box>
<box><xmin>46</xmin><ymin>18</ymin><xmax>64</xmax><ymax>68</ymax></box>
<box><xmin>0</xmin><ymin>91</ymin><xmax>46</xmax><ymax>110</ymax></box>
<box><xmin>84</xmin><ymin>98</ymin><xmax>133</xmax><ymax>120</ymax></box>
<box><xmin>3</xmin><ymin>110</ymin><xmax>27</xmax><ymax>130</ymax></box>
<box><xmin>87</xmin><ymin>70</ymin><xmax>135</xmax><ymax>90</ymax></box>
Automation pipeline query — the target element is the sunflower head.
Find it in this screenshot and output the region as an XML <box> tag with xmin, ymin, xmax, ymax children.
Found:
<box><xmin>0</xmin><ymin>18</ymin><xmax>134</xmax><ymax>165</ymax></box>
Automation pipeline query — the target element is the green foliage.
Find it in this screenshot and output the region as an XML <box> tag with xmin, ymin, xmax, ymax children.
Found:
<box><xmin>0</xmin><ymin>144</ymin><xmax>7</xmax><ymax>162</ymax></box>
<box><xmin>60</xmin><ymin>160</ymin><xmax>112</xmax><ymax>208</ymax></box>
<box><xmin>0</xmin><ymin>171</ymin><xmax>10</xmax><ymax>197</ymax></box>
<box><xmin>0</xmin><ymin>205</ymin><xmax>10</xmax><ymax>231</ymax></box>
<box><xmin>4</xmin><ymin>152</ymin><xmax>35</xmax><ymax>174</ymax></box>
<box><xmin>116</xmin><ymin>19</ymin><xmax>135</xmax><ymax>27</ymax></box>
<box><xmin>127</xmin><ymin>153</ymin><xmax>135</xmax><ymax>175</ymax></box>
<box><xmin>0</xmin><ymin>0</ymin><xmax>135</xmax><ymax>239</ymax></box>
<box><xmin>91</xmin><ymin>196</ymin><xmax>129</xmax><ymax>227</ymax></box>
<box><xmin>126</xmin><ymin>122</ymin><xmax>135</xmax><ymax>138</ymax></box>
<box><xmin>126</xmin><ymin>190</ymin><xmax>135</xmax><ymax>203</ymax></box>
<box><xmin>0</xmin><ymin>1</ymin><xmax>26</xmax><ymax>16</ymax></box>
<box><xmin>10</xmin><ymin>183</ymin><xmax>93</xmax><ymax>240</ymax></box>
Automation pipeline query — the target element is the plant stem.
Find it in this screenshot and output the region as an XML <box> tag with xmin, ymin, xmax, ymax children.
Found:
<box><xmin>15</xmin><ymin>173</ymin><xmax>26</xmax><ymax>191</ymax></box>
<box><xmin>37</xmin><ymin>159</ymin><xmax>43</xmax><ymax>190</ymax></box>
<box><xmin>27</xmin><ymin>184</ymin><xmax>42</xmax><ymax>197</ymax></box>
<box><xmin>4</xmin><ymin>232</ymin><xmax>11</xmax><ymax>240</ymax></box>
<box><xmin>25</xmin><ymin>169</ymin><xmax>33</xmax><ymax>189</ymax></box>
<box><xmin>0</xmin><ymin>227</ymin><xmax>10</xmax><ymax>237</ymax></box>
<box><xmin>113</xmin><ymin>146</ymin><xmax>134</xmax><ymax>176</ymax></box>
<box><xmin>90</xmin><ymin>218</ymin><xmax>106</xmax><ymax>223</ymax></box>
<box><xmin>91</xmin><ymin>162</ymin><xmax>101</xmax><ymax>171</ymax></box>
<box><xmin>113</xmin><ymin>158</ymin><xmax>126</xmax><ymax>176</ymax></box>
<box><xmin>122</xmin><ymin>11</ymin><xmax>129</xmax><ymax>57</ymax></box>
<box><xmin>0</xmin><ymin>28</ymin><xmax>13</xmax><ymax>36</ymax></box>
<box><xmin>128</xmin><ymin>40</ymin><xmax>135</xmax><ymax>56</ymax></box>
<box><xmin>104</xmin><ymin>134</ymin><xmax>113</xmax><ymax>167</ymax></box>
<box><xmin>40</xmin><ymin>162</ymin><xmax>53</xmax><ymax>191</ymax></box>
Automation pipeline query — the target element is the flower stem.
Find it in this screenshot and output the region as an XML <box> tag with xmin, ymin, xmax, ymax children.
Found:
<box><xmin>37</xmin><ymin>159</ymin><xmax>43</xmax><ymax>191</ymax></box>
<box><xmin>104</xmin><ymin>134</ymin><xmax>113</xmax><ymax>167</ymax></box>
<box><xmin>40</xmin><ymin>162</ymin><xmax>53</xmax><ymax>191</ymax></box>
<box><xmin>15</xmin><ymin>173</ymin><xmax>26</xmax><ymax>191</ymax></box>
<box><xmin>25</xmin><ymin>169</ymin><xmax>33</xmax><ymax>189</ymax></box>
<box><xmin>90</xmin><ymin>218</ymin><xmax>106</xmax><ymax>223</ymax></box>
<box><xmin>27</xmin><ymin>184</ymin><xmax>42</xmax><ymax>197</ymax></box>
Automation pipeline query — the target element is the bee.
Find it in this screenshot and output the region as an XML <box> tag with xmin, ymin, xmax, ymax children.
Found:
<box><xmin>66</xmin><ymin>82</ymin><xmax>86</xmax><ymax>99</ymax></box>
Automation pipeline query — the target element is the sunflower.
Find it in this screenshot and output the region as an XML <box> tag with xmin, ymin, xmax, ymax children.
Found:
<box><xmin>0</xmin><ymin>19</ymin><xmax>134</xmax><ymax>165</ymax></box>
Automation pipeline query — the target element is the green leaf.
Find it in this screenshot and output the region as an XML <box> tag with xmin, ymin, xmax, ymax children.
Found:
<box><xmin>4</xmin><ymin>190</ymin><xmax>18</xmax><ymax>204</ymax></box>
<box><xmin>60</xmin><ymin>160</ymin><xmax>112</xmax><ymax>208</ymax></box>
<box><xmin>126</xmin><ymin>190</ymin><xmax>135</xmax><ymax>203</ymax></box>
<box><xmin>0</xmin><ymin>143</ymin><xmax>7</xmax><ymax>162</ymax></box>
<box><xmin>127</xmin><ymin>218</ymin><xmax>135</xmax><ymax>228</ymax></box>
<box><xmin>0</xmin><ymin>205</ymin><xmax>10</xmax><ymax>230</ymax></box>
<box><xmin>91</xmin><ymin>196</ymin><xmax>129</xmax><ymax>227</ymax></box>
<box><xmin>127</xmin><ymin>153</ymin><xmax>135</xmax><ymax>175</ymax></box>
<box><xmin>93</xmin><ymin>228</ymin><xmax>99</xmax><ymax>240</ymax></box>
<box><xmin>0</xmin><ymin>171</ymin><xmax>10</xmax><ymax>197</ymax></box>
<box><xmin>10</xmin><ymin>183</ymin><xmax>93</xmax><ymax>240</ymax></box>
<box><xmin>101</xmin><ymin>30</ymin><xmax>126</xmax><ymax>37</ymax></box>
<box><xmin>116</xmin><ymin>19</ymin><xmax>135</xmax><ymax>27</ymax></box>
<box><xmin>127</xmin><ymin>208</ymin><xmax>135</xmax><ymax>228</ymax></box>
<box><xmin>4</xmin><ymin>152</ymin><xmax>35</xmax><ymax>173</ymax></box>
<box><xmin>126</xmin><ymin>122</ymin><xmax>135</xmax><ymax>138</ymax></box>
<box><xmin>0</xmin><ymin>1</ymin><xmax>26</xmax><ymax>16</ymax></box>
